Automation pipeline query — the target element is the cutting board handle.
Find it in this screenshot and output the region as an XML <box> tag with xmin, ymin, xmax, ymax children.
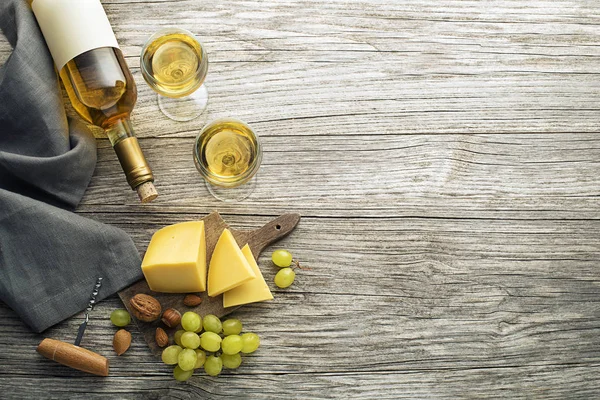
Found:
<box><xmin>244</xmin><ymin>213</ymin><xmax>301</xmax><ymax>258</ymax></box>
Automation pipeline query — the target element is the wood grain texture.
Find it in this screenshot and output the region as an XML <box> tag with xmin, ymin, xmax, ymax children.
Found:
<box><xmin>118</xmin><ymin>212</ymin><xmax>300</xmax><ymax>355</ymax></box>
<box><xmin>1</xmin><ymin>0</ymin><xmax>600</xmax><ymax>398</ymax></box>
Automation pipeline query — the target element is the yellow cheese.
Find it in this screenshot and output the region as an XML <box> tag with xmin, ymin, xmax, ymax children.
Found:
<box><xmin>223</xmin><ymin>245</ymin><xmax>273</xmax><ymax>308</ymax></box>
<box><xmin>207</xmin><ymin>229</ymin><xmax>256</xmax><ymax>296</ymax></box>
<box><xmin>141</xmin><ymin>221</ymin><xmax>206</xmax><ymax>293</ymax></box>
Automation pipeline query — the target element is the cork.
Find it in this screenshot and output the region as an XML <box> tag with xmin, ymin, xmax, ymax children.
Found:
<box><xmin>136</xmin><ymin>181</ymin><xmax>158</xmax><ymax>203</ymax></box>
<box><xmin>37</xmin><ymin>338</ymin><xmax>109</xmax><ymax>377</ymax></box>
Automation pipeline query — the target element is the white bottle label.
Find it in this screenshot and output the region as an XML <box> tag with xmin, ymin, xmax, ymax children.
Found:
<box><xmin>32</xmin><ymin>0</ymin><xmax>120</xmax><ymax>71</ymax></box>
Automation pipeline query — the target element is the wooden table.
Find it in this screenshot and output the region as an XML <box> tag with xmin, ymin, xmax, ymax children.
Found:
<box><xmin>1</xmin><ymin>0</ymin><xmax>599</xmax><ymax>398</ymax></box>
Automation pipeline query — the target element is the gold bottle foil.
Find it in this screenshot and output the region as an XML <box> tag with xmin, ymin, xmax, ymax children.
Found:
<box><xmin>113</xmin><ymin>137</ymin><xmax>154</xmax><ymax>189</ymax></box>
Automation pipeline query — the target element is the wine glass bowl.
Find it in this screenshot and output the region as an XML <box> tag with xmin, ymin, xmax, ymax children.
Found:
<box><xmin>194</xmin><ymin>119</ymin><xmax>263</xmax><ymax>201</ymax></box>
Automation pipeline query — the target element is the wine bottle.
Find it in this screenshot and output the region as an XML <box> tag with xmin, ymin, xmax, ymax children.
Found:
<box><xmin>30</xmin><ymin>0</ymin><xmax>158</xmax><ymax>203</ymax></box>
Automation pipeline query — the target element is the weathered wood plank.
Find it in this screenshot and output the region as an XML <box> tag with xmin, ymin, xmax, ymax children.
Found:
<box><xmin>76</xmin><ymin>134</ymin><xmax>600</xmax><ymax>219</ymax></box>
<box><xmin>102</xmin><ymin>0</ymin><xmax>600</xmax><ymax>137</ymax></box>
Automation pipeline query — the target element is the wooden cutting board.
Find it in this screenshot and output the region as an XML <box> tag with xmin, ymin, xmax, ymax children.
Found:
<box><xmin>118</xmin><ymin>212</ymin><xmax>301</xmax><ymax>355</ymax></box>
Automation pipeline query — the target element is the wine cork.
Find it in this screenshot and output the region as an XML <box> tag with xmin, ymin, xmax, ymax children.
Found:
<box><xmin>37</xmin><ymin>338</ymin><xmax>109</xmax><ymax>377</ymax></box>
<box><xmin>136</xmin><ymin>181</ymin><xmax>158</xmax><ymax>203</ymax></box>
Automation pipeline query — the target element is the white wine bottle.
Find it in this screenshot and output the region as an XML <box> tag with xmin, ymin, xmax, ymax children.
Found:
<box><xmin>30</xmin><ymin>0</ymin><xmax>158</xmax><ymax>203</ymax></box>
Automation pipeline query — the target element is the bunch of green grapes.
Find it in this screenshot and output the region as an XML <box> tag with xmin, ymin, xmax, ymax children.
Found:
<box><xmin>161</xmin><ymin>312</ymin><xmax>261</xmax><ymax>382</ymax></box>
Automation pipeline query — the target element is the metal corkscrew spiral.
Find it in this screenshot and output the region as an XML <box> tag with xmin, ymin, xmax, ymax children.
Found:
<box><xmin>74</xmin><ymin>277</ymin><xmax>103</xmax><ymax>346</ymax></box>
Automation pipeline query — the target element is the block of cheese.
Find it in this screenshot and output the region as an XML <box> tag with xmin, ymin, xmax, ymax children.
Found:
<box><xmin>207</xmin><ymin>229</ymin><xmax>256</xmax><ymax>297</ymax></box>
<box><xmin>141</xmin><ymin>221</ymin><xmax>206</xmax><ymax>293</ymax></box>
<box><xmin>223</xmin><ymin>245</ymin><xmax>273</xmax><ymax>308</ymax></box>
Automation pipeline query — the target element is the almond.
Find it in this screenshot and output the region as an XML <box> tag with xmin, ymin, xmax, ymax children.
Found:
<box><xmin>129</xmin><ymin>293</ymin><xmax>162</xmax><ymax>322</ymax></box>
<box><xmin>155</xmin><ymin>327</ymin><xmax>168</xmax><ymax>348</ymax></box>
<box><xmin>183</xmin><ymin>294</ymin><xmax>202</xmax><ymax>307</ymax></box>
<box><xmin>113</xmin><ymin>329</ymin><xmax>131</xmax><ymax>356</ymax></box>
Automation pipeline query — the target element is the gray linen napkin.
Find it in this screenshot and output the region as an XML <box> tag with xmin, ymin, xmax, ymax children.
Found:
<box><xmin>0</xmin><ymin>0</ymin><xmax>143</xmax><ymax>332</ymax></box>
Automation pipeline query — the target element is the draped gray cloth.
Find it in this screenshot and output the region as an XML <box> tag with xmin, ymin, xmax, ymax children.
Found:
<box><xmin>0</xmin><ymin>0</ymin><xmax>143</xmax><ymax>332</ymax></box>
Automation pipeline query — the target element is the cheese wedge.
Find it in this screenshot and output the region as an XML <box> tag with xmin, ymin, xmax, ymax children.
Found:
<box><xmin>141</xmin><ymin>221</ymin><xmax>206</xmax><ymax>293</ymax></box>
<box><xmin>223</xmin><ymin>245</ymin><xmax>273</xmax><ymax>308</ymax></box>
<box><xmin>207</xmin><ymin>229</ymin><xmax>256</xmax><ymax>296</ymax></box>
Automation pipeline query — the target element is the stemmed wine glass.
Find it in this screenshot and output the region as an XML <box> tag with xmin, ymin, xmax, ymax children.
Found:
<box><xmin>193</xmin><ymin>118</ymin><xmax>262</xmax><ymax>202</ymax></box>
<box><xmin>140</xmin><ymin>27</ymin><xmax>209</xmax><ymax>122</ymax></box>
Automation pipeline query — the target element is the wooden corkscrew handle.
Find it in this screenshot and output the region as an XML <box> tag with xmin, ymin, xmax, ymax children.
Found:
<box><xmin>37</xmin><ymin>338</ymin><xmax>109</xmax><ymax>377</ymax></box>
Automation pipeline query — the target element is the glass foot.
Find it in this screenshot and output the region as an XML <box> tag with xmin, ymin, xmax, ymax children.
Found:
<box><xmin>205</xmin><ymin>176</ymin><xmax>257</xmax><ymax>202</ymax></box>
<box><xmin>158</xmin><ymin>85</ymin><xmax>208</xmax><ymax>122</ymax></box>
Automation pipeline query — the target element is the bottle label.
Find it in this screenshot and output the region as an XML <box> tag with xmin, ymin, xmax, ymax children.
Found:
<box><xmin>32</xmin><ymin>0</ymin><xmax>120</xmax><ymax>71</ymax></box>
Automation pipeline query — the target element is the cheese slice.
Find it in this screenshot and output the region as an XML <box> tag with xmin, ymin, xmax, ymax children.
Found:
<box><xmin>141</xmin><ymin>221</ymin><xmax>206</xmax><ymax>293</ymax></box>
<box><xmin>223</xmin><ymin>245</ymin><xmax>274</xmax><ymax>308</ymax></box>
<box><xmin>207</xmin><ymin>229</ymin><xmax>256</xmax><ymax>296</ymax></box>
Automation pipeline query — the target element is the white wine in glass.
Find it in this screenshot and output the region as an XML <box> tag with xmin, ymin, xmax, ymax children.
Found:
<box><xmin>140</xmin><ymin>28</ymin><xmax>209</xmax><ymax>122</ymax></box>
<box><xmin>194</xmin><ymin>119</ymin><xmax>262</xmax><ymax>202</ymax></box>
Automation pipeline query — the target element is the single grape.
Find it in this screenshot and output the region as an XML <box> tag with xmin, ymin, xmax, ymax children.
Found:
<box><xmin>274</xmin><ymin>267</ymin><xmax>295</xmax><ymax>288</ymax></box>
<box><xmin>178</xmin><ymin>348</ymin><xmax>198</xmax><ymax>371</ymax></box>
<box><xmin>200</xmin><ymin>331</ymin><xmax>222</xmax><ymax>352</ymax></box>
<box><xmin>221</xmin><ymin>335</ymin><xmax>243</xmax><ymax>355</ymax></box>
<box><xmin>221</xmin><ymin>353</ymin><xmax>242</xmax><ymax>369</ymax></box>
<box><xmin>161</xmin><ymin>345</ymin><xmax>182</xmax><ymax>365</ymax></box>
<box><xmin>181</xmin><ymin>311</ymin><xmax>202</xmax><ymax>332</ymax></box>
<box><xmin>110</xmin><ymin>309</ymin><xmax>131</xmax><ymax>327</ymax></box>
<box><xmin>202</xmin><ymin>314</ymin><xmax>222</xmax><ymax>334</ymax></box>
<box><xmin>222</xmin><ymin>319</ymin><xmax>243</xmax><ymax>336</ymax></box>
<box><xmin>181</xmin><ymin>332</ymin><xmax>201</xmax><ymax>349</ymax></box>
<box><xmin>194</xmin><ymin>349</ymin><xmax>206</xmax><ymax>369</ymax></box>
<box><xmin>241</xmin><ymin>332</ymin><xmax>260</xmax><ymax>354</ymax></box>
<box><xmin>173</xmin><ymin>365</ymin><xmax>194</xmax><ymax>382</ymax></box>
<box><xmin>204</xmin><ymin>355</ymin><xmax>223</xmax><ymax>377</ymax></box>
<box><xmin>272</xmin><ymin>249</ymin><xmax>293</xmax><ymax>267</ymax></box>
<box><xmin>174</xmin><ymin>330</ymin><xmax>185</xmax><ymax>347</ymax></box>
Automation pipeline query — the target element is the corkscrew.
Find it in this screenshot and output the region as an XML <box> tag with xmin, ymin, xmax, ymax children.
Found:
<box><xmin>74</xmin><ymin>277</ymin><xmax>103</xmax><ymax>346</ymax></box>
<box><xmin>37</xmin><ymin>277</ymin><xmax>110</xmax><ymax>376</ymax></box>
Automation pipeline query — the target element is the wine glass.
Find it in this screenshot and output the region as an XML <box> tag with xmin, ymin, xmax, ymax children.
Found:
<box><xmin>193</xmin><ymin>119</ymin><xmax>263</xmax><ymax>202</ymax></box>
<box><xmin>140</xmin><ymin>27</ymin><xmax>209</xmax><ymax>122</ymax></box>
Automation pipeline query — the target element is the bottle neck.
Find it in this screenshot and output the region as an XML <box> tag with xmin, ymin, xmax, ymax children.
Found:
<box><xmin>108</xmin><ymin>118</ymin><xmax>154</xmax><ymax>191</ymax></box>
<box><xmin>106</xmin><ymin>118</ymin><xmax>135</xmax><ymax>146</ymax></box>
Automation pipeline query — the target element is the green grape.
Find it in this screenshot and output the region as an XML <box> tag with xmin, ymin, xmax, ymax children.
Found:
<box><xmin>161</xmin><ymin>345</ymin><xmax>183</xmax><ymax>365</ymax></box>
<box><xmin>194</xmin><ymin>349</ymin><xmax>206</xmax><ymax>369</ymax></box>
<box><xmin>274</xmin><ymin>267</ymin><xmax>295</xmax><ymax>288</ymax></box>
<box><xmin>178</xmin><ymin>348</ymin><xmax>198</xmax><ymax>371</ymax></box>
<box><xmin>200</xmin><ymin>331</ymin><xmax>222</xmax><ymax>352</ymax></box>
<box><xmin>181</xmin><ymin>312</ymin><xmax>202</xmax><ymax>332</ymax></box>
<box><xmin>204</xmin><ymin>355</ymin><xmax>223</xmax><ymax>377</ymax></box>
<box><xmin>222</xmin><ymin>319</ymin><xmax>243</xmax><ymax>336</ymax></box>
<box><xmin>202</xmin><ymin>314</ymin><xmax>222</xmax><ymax>334</ymax></box>
<box><xmin>173</xmin><ymin>365</ymin><xmax>194</xmax><ymax>382</ymax></box>
<box><xmin>241</xmin><ymin>332</ymin><xmax>260</xmax><ymax>354</ymax></box>
<box><xmin>221</xmin><ymin>335</ymin><xmax>243</xmax><ymax>355</ymax></box>
<box><xmin>110</xmin><ymin>309</ymin><xmax>130</xmax><ymax>327</ymax></box>
<box><xmin>272</xmin><ymin>249</ymin><xmax>293</xmax><ymax>267</ymax></box>
<box><xmin>221</xmin><ymin>353</ymin><xmax>242</xmax><ymax>369</ymax></box>
<box><xmin>181</xmin><ymin>332</ymin><xmax>200</xmax><ymax>349</ymax></box>
<box><xmin>174</xmin><ymin>330</ymin><xmax>185</xmax><ymax>347</ymax></box>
